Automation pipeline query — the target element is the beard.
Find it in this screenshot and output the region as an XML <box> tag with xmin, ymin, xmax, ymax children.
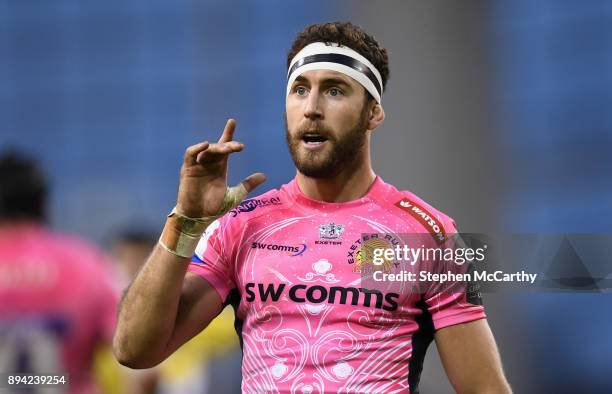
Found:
<box><xmin>285</xmin><ymin>106</ymin><xmax>369</xmax><ymax>179</ymax></box>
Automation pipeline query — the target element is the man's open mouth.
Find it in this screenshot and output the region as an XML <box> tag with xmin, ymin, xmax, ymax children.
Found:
<box><xmin>301</xmin><ymin>133</ymin><xmax>328</xmax><ymax>146</ymax></box>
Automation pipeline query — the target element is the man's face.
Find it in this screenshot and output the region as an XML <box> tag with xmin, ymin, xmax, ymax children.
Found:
<box><xmin>285</xmin><ymin>70</ymin><xmax>370</xmax><ymax>178</ymax></box>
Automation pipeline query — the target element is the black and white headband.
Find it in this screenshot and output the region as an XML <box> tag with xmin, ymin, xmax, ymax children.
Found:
<box><xmin>287</xmin><ymin>42</ymin><xmax>383</xmax><ymax>104</ymax></box>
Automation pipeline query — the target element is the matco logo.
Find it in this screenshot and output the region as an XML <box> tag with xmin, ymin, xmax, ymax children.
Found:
<box><xmin>395</xmin><ymin>198</ymin><xmax>446</xmax><ymax>244</ymax></box>
<box><xmin>229</xmin><ymin>197</ymin><xmax>281</xmax><ymax>217</ymax></box>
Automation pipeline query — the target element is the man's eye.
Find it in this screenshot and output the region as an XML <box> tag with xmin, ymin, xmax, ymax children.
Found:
<box><xmin>328</xmin><ymin>88</ymin><xmax>342</xmax><ymax>96</ymax></box>
<box><xmin>295</xmin><ymin>86</ymin><xmax>307</xmax><ymax>95</ymax></box>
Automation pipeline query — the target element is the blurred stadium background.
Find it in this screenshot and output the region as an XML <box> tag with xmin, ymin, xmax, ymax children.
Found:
<box><xmin>1</xmin><ymin>1</ymin><xmax>611</xmax><ymax>393</ymax></box>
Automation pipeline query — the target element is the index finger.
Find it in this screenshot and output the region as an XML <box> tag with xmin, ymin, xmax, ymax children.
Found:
<box><xmin>218</xmin><ymin>119</ymin><xmax>236</xmax><ymax>143</ymax></box>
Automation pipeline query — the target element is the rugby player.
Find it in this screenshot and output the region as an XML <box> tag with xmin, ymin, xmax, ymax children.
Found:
<box><xmin>0</xmin><ymin>151</ymin><xmax>119</xmax><ymax>394</ymax></box>
<box><xmin>114</xmin><ymin>22</ymin><xmax>511</xmax><ymax>393</ymax></box>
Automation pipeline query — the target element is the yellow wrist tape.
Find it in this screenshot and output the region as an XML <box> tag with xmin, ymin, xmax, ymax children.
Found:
<box><xmin>159</xmin><ymin>183</ymin><xmax>248</xmax><ymax>258</ymax></box>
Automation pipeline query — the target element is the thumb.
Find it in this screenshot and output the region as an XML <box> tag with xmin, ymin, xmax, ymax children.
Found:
<box><xmin>240</xmin><ymin>172</ymin><xmax>267</xmax><ymax>194</ymax></box>
<box><xmin>216</xmin><ymin>173</ymin><xmax>266</xmax><ymax>216</ymax></box>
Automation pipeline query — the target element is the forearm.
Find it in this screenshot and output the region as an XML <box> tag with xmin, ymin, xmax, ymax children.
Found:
<box><xmin>113</xmin><ymin>120</ymin><xmax>264</xmax><ymax>368</ymax></box>
<box><xmin>113</xmin><ymin>244</ymin><xmax>189</xmax><ymax>368</ymax></box>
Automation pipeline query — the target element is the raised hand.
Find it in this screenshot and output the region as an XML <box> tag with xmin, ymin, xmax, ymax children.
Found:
<box><xmin>176</xmin><ymin>119</ymin><xmax>266</xmax><ymax>218</ymax></box>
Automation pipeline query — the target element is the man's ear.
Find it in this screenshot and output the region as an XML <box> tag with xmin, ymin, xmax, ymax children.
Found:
<box><xmin>367</xmin><ymin>102</ymin><xmax>385</xmax><ymax>131</ymax></box>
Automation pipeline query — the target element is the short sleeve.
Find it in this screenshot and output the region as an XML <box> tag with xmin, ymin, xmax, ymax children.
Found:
<box><xmin>422</xmin><ymin>218</ymin><xmax>486</xmax><ymax>330</ymax></box>
<box><xmin>424</xmin><ymin>291</ymin><xmax>486</xmax><ymax>330</ymax></box>
<box><xmin>187</xmin><ymin>218</ymin><xmax>235</xmax><ymax>302</ymax></box>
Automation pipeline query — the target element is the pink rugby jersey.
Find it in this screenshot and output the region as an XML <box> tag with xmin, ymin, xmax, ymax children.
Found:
<box><xmin>189</xmin><ymin>176</ymin><xmax>485</xmax><ymax>394</ymax></box>
<box><xmin>0</xmin><ymin>224</ymin><xmax>119</xmax><ymax>394</ymax></box>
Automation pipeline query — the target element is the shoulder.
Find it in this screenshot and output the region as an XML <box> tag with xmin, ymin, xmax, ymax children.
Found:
<box><xmin>45</xmin><ymin>229</ymin><xmax>116</xmax><ymax>269</ymax></box>
<box><xmin>28</xmin><ymin>227</ymin><xmax>120</xmax><ymax>292</ymax></box>
<box><xmin>378</xmin><ymin>180</ymin><xmax>458</xmax><ymax>238</ymax></box>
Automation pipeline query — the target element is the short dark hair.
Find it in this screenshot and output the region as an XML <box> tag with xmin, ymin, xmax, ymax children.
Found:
<box><xmin>287</xmin><ymin>22</ymin><xmax>390</xmax><ymax>95</ymax></box>
<box><xmin>0</xmin><ymin>150</ymin><xmax>48</xmax><ymax>222</ymax></box>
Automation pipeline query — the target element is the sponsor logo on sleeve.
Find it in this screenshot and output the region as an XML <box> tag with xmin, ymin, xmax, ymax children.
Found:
<box><xmin>394</xmin><ymin>198</ymin><xmax>446</xmax><ymax>244</ymax></box>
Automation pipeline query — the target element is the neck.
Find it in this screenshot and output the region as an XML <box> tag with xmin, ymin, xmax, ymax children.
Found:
<box><xmin>296</xmin><ymin>149</ymin><xmax>375</xmax><ymax>203</ymax></box>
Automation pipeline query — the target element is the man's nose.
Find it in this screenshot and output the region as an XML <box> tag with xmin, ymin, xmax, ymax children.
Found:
<box><xmin>304</xmin><ymin>90</ymin><xmax>323</xmax><ymax>120</ymax></box>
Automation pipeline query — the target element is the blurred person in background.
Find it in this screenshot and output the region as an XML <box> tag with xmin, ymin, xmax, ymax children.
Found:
<box><xmin>101</xmin><ymin>229</ymin><xmax>240</xmax><ymax>394</ymax></box>
<box><xmin>114</xmin><ymin>22</ymin><xmax>511</xmax><ymax>393</ymax></box>
<box><xmin>0</xmin><ymin>150</ymin><xmax>118</xmax><ymax>394</ymax></box>
<box><xmin>112</xmin><ymin>230</ymin><xmax>160</xmax><ymax>285</ymax></box>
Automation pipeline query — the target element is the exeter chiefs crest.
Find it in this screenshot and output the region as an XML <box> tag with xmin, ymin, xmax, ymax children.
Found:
<box><xmin>319</xmin><ymin>223</ymin><xmax>345</xmax><ymax>240</ymax></box>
